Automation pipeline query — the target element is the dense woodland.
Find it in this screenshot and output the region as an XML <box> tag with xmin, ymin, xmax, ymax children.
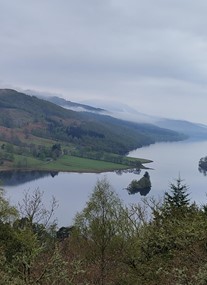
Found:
<box><xmin>1</xmin><ymin>177</ymin><xmax>207</xmax><ymax>284</ymax></box>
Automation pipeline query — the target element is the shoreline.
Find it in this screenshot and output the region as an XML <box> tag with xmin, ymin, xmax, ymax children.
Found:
<box><xmin>0</xmin><ymin>155</ymin><xmax>152</xmax><ymax>174</ymax></box>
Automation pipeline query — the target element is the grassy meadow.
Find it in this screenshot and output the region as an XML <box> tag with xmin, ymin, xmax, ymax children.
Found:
<box><xmin>5</xmin><ymin>154</ymin><xmax>150</xmax><ymax>173</ymax></box>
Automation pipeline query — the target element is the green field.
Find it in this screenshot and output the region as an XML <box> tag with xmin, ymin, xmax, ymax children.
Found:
<box><xmin>0</xmin><ymin>154</ymin><xmax>151</xmax><ymax>173</ymax></box>
<box><xmin>0</xmin><ymin>135</ymin><xmax>152</xmax><ymax>173</ymax></box>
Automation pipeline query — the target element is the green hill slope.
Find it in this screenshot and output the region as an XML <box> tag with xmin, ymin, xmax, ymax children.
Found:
<box><xmin>0</xmin><ymin>89</ymin><xmax>186</xmax><ymax>156</ymax></box>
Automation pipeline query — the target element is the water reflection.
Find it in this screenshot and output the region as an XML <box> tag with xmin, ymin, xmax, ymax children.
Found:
<box><xmin>115</xmin><ymin>168</ymin><xmax>141</xmax><ymax>175</ymax></box>
<box><xmin>127</xmin><ymin>187</ymin><xmax>151</xmax><ymax>196</ymax></box>
<box><xmin>198</xmin><ymin>167</ymin><xmax>207</xmax><ymax>176</ymax></box>
<box><xmin>0</xmin><ymin>168</ymin><xmax>141</xmax><ymax>187</ymax></box>
<box><xmin>0</xmin><ymin>170</ymin><xmax>59</xmax><ymax>186</ymax></box>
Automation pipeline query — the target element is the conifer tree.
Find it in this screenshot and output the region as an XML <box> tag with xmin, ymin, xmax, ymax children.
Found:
<box><xmin>164</xmin><ymin>176</ymin><xmax>190</xmax><ymax>209</ymax></box>
<box><xmin>153</xmin><ymin>176</ymin><xmax>191</xmax><ymax>222</ymax></box>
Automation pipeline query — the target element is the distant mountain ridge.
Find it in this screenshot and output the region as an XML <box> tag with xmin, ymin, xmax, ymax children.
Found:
<box><xmin>33</xmin><ymin>93</ymin><xmax>207</xmax><ymax>140</ymax></box>
<box><xmin>155</xmin><ymin>119</ymin><xmax>207</xmax><ymax>139</ymax></box>
<box><xmin>25</xmin><ymin>90</ymin><xmax>105</xmax><ymax>114</ymax></box>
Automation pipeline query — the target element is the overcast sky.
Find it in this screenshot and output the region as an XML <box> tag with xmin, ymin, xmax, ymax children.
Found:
<box><xmin>1</xmin><ymin>0</ymin><xmax>207</xmax><ymax>123</ymax></box>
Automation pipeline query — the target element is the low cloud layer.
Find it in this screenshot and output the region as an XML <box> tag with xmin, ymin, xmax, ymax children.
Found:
<box><xmin>1</xmin><ymin>1</ymin><xmax>207</xmax><ymax>123</ymax></box>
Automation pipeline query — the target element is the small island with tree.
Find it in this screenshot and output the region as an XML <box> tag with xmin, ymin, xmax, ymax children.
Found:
<box><xmin>126</xmin><ymin>171</ymin><xmax>151</xmax><ymax>195</ymax></box>
<box><xmin>198</xmin><ymin>156</ymin><xmax>207</xmax><ymax>175</ymax></box>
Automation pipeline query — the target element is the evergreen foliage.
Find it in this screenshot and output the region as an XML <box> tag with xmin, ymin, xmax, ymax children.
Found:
<box><xmin>164</xmin><ymin>176</ymin><xmax>190</xmax><ymax>209</ymax></box>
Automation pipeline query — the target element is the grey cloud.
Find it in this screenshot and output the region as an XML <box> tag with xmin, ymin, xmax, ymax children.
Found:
<box><xmin>1</xmin><ymin>0</ymin><xmax>207</xmax><ymax>122</ymax></box>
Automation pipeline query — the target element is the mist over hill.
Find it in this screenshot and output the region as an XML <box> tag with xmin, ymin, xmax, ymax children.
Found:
<box><xmin>35</xmin><ymin>93</ymin><xmax>207</xmax><ymax>140</ymax></box>
<box><xmin>26</xmin><ymin>90</ymin><xmax>105</xmax><ymax>114</ymax></box>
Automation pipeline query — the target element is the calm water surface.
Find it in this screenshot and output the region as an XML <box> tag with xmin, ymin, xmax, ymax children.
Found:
<box><xmin>4</xmin><ymin>139</ymin><xmax>207</xmax><ymax>226</ymax></box>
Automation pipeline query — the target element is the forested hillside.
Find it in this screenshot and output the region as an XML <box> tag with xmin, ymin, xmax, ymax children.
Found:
<box><xmin>1</xmin><ymin>177</ymin><xmax>207</xmax><ymax>284</ymax></box>
<box><xmin>0</xmin><ymin>89</ymin><xmax>186</xmax><ymax>156</ymax></box>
